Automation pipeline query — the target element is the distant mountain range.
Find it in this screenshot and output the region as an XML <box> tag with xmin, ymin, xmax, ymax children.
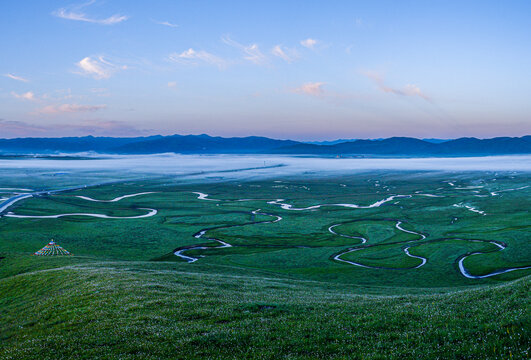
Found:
<box><xmin>0</xmin><ymin>134</ymin><xmax>297</xmax><ymax>155</ymax></box>
<box><xmin>274</xmin><ymin>136</ymin><xmax>531</xmax><ymax>156</ymax></box>
<box><xmin>304</xmin><ymin>139</ymin><xmax>359</xmax><ymax>146</ymax></box>
<box><xmin>304</xmin><ymin>138</ymin><xmax>449</xmax><ymax>145</ymax></box>
<box><xmin>0</xmin><ymin>134</ymin><xmax>529</xmax><ymax>157</ymax></box>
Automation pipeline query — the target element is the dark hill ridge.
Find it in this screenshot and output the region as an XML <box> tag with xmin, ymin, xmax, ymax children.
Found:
<box><xmin>0</xmin><ymin>134</ymin><xmax>529</xmax><ymax>156</ymax></box>
<box><xmin>271</xmin><ymin>136</ymin><xmax>531</xmax><ymax>156</ymax></box>
<box><xmin>112</xmin><ymin>134</ymin><xmax>298</xmax><ymax>154</ymax></box>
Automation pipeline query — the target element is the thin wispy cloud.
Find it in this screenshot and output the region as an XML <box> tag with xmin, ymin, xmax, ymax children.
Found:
<box><xmin>53</xmin><ymin>1</ymin><xmax>128</xmax><ymax>25</ymax></box>
<box><xmin>292</xmin><ymin>82</ymin><xmax>367</xmax><ymax>108</ymax></box>
<box><xmin>400</xmin><ymin>84</ymin><xmax>430</xmax><ymax>100</ymax></box>
<box><xmin>40</xmin><ymin>88</ymin><xmax>80</xmax><ymax>101</ymax></box>
<box><xmin>75</xmin><ymin>56</ymin><xmax>126</xmax><ymax>79</ymax></box>
<box><xmin>293</xmin><ymin>82</ymin><xmax>326</xmax><ymax>96</ymax></box>
<box><xmin>271</xmin><ymin>45</ymin><xmax>298</xmax><ymax>63</ymax></box>
<box><xmin>167</xmin><ymin>81</ymin><xmax>177</xmax><ymax>88</ymax></box>
<box><xmin>221</xmin><ymin>35</ymin><xmax>267</xmax><ymax>65</ymax></box>
<box><xmin>12</xmin><ymin>89</ymin><xmax>81</xmax><ymax>103</ymax></box>
<box><xmin>363</xmin><ymin>70</ymin><xmax>431</xmax><ymax>102</ymax></box>
<box><xmin>68</xmin><ymin>120</ymin><xmax>151</xmax><ymax>136</ymax></box>
<box><xmin>0</xmin><ymin>119</ymin><xmax>46</xmax><ymax>137</ymax></box>
<box><xmin>168</xmin><ymin>49</ymin><xmax>227</xmax><ymax>69</ymax></box>
<box><xmin>153</xmin><ymin>19</ymin><xmax>179</xmax><ymax>28</ymax></box>
<box><xmin>90</xmin><ymin>87</ymin><xmax>108</xmax><ymax>93</ymax></box>
<box><xmin>0</xmin><ymin>119</ymin><xmax>149</xmax><ymax>137</ymax></box>
<box><xmin>4</xmin><ymin>73</ymin><xmax>29</xmax><ymax>82</ymax></box>
<box><xmin>11</xmin><ymin>91</ymin><xmax>36</xmax><ymax>101</ymax></box>
<box><xmin>38</xmin><ymin>103</ymin><xmax>106</xmax><ymax>115</ymax></box>
<box><xmin>300</xmin><ymin>38</ymin><xmax>318</xmax><ymax>49</ymax></box>
<box><xmin>89</xmin><ymin>87</ymin><xmax>110</xmax><ymax>97</ymax></box>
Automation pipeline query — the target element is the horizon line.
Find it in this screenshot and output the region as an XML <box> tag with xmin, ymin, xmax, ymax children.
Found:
<box><xmin>0</xmin><ymin>133</ymin><xmax>530</xmax><ymax>142</ymax></box>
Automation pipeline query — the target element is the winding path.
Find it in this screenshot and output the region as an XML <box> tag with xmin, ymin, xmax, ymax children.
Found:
<box><xmin>75</xmin><ymin>192</ymin><xmax>156</xmax><ymax>202</ymax></box>
<box><xmin>3</xmin><ymin>189</ymin><xmax>158</xmax><ymax>220</ymax></box>
<box><xmin>452</xmin><ymin>239</ymin><xmax>531</xmax><ymax>279</ymax></box>
<box><xmin>267</xmin><ymin>195</ymin><xmax>411</xmax><ymax>211</ymax></box>
<box><xmin>332</xmin><ymin>222</ymin><xmax>529</xmax><ymax>278</ymax></box>
<box><xmin>331</xmin><ymin>219</ymin><xmax>427</xmax><ymax>270</ymax></box>
<box><xmin>4</xmin><ymin>208</ymin><xmax>157</xmax><ymax>219</ymax></box>
<box><xmin>192</xmin><ymin>192</ymin><xmax>220</xmax><ymax>201</ymax></box>
<box><xmin>189</xmin><ymin>191</ymin><xmax>531</xmax><ymax>279</ymax></box>
<box><xmin>173</xmin><ymin>209</ymin><xmax>282</xmax><ymax>263</ymax></box>
<box><xmin>0</xmin><ymin>179</ymin><xmax>137</xmax><ymax>216</ymax></box>
<box><xmin>328</xmin><ymin>224</ymin><xmax>366</xmax><ymax>243</ymax></box>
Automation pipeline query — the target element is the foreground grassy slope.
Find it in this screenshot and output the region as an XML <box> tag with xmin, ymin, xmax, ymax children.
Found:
<box><xmin>0</xmin><ymin>262</ymin><xmax>529</xmax><ymax>359</ymax></box>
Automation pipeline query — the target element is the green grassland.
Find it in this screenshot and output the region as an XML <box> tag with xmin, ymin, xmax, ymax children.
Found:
<box><xmin>0</xmin><ymin>169</ymin><xmax>530</xmax><ymax>359</ymax></box>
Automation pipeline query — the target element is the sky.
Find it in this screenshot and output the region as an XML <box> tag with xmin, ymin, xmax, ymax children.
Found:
<box><xmin>1</xmin><ymin>0</ymin><xmax>530</xmax><ymax>140</ymax></box>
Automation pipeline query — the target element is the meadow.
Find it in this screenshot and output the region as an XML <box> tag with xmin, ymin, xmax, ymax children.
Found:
<box><xmin>0</xmin><ymin>158</ymin><xmax>530</xmax><ymax>359</ymax></box>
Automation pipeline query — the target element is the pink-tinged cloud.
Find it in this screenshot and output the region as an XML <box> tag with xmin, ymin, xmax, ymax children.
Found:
<box><xmin>291</xmin><ymin>82</ymin><xmax>368</xmax><ymax>108</ymax></box>
<box><xmin>12</xmin><ymin>91</ymin><xmax>36</xmax><ymax>101</ymax></box>
<box><xmin>38</xmin><ymin>104</ymin><xmax>106</xmax><ymax>114</ymax></box>
<box><xmin>65</xmin><ymin>120</ymin><xmax>150</xmax><ymax>136</ymax></box>
<box><xmin>300</xmin><ymin>38</ymin><xmax>318</xmax><ymax>49</ymax></box>
<box><xmin>4</xmin><ymin>73</ymin><xmax>29</xmax><ymax>82</ymax></box>
<box><xmin>401</xmin><ymin>84</ymin><xmax>430</xmax><ymax>100</ymax></box>
<box><xmin>363</xmin><ymin>70</ymin><xmax>431</xmax><ymax>101</ymax></box>
<box><xmin>0</xmin><ymin>119</ymin><xmax>150</xmax><ymax>138</ymax></box>
<box><xmin>293</xmin><ymin>82</ymin><xmax>326</xmax><ymax>96</ymax></box>
<box><xmin>0</xmin><ymin>120</ymin><xmax>47</xmax><ymax>137</ymax></box>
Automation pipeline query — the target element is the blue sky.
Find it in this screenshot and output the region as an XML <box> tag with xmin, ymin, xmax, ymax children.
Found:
<box><xmin>1</xmin><ymin>0</ymin><xmax>530</xmax><ymax>139</ymax></box>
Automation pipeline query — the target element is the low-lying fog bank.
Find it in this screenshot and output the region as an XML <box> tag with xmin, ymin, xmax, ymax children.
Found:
<box><xmin>1</xmin><ymin>154</ymin><xmax>530</xmax><ymax>182</ymax></box>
